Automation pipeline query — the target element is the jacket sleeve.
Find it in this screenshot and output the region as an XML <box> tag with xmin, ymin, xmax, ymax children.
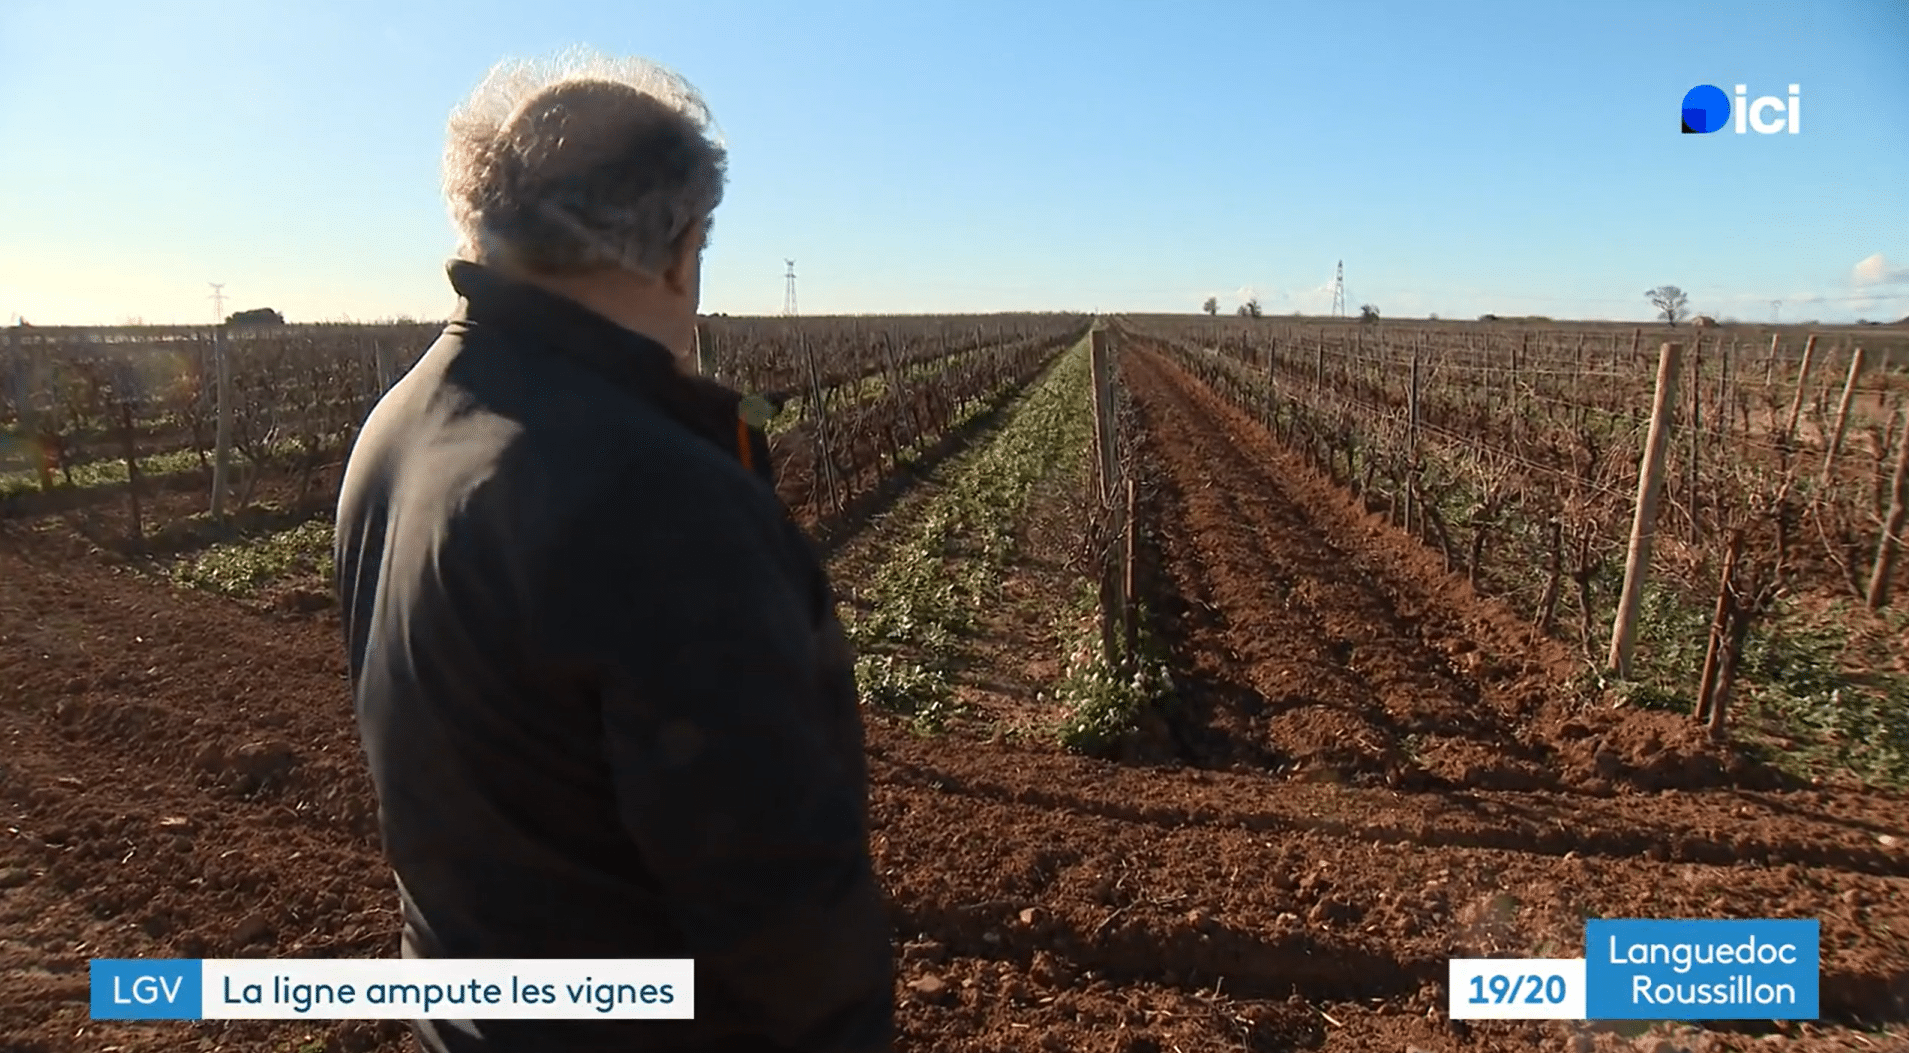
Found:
<box><xmin>541</xmin><ymin>461</ymin><xmax>893</xmax><ymax>1053</ymax></box>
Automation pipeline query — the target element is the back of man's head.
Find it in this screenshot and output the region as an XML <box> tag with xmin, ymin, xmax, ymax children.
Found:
<box><xmin>442</xmin><ymin>48</ymin><xmax>727</xmax><ymax>281</ymax></box>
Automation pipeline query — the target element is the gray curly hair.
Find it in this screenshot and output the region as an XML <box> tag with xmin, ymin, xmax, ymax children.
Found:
<box><xmin>442</xmin><ymin>47</ymin><xmax>727</xmax><ymax>277</ymax></box>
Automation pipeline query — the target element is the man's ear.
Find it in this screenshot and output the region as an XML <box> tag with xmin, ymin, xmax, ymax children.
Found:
<box><xmin>662</xmin><ymin>221</ymin><xmax>706</xmax><ymax>298</ymax></box>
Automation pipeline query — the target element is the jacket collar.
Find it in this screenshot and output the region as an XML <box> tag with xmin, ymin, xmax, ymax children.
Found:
<box><xmin>444</xmin><ymin>260</ymin><xmax>772</xmax><ymax>484</ymax></box>
<box><xmin>447</xmin><ymin>259</ymin><xmax>685</xmax><ymax>404</ymax></box>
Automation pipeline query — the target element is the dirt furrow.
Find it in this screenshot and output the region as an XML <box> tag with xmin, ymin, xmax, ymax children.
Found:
<box><xmin>0</xmin><ymin>529</ymin><xmax>403</xmax><ymax>1052</ymax></box>
<box><xmin>865</xmin><ymin>729</ymin><xmax>1909</xmax><ymax>1025</ymax></box>
<box><xmin>869</xmin><ymin>739</ymin><xmax>1909</xmax><ymax>876</ymax></box>
<box><xmin>1122</xmin><ymin>348</ymin><xmax>1547</xmax><ymax>784</ymax></box>
<box><xmin>1122</xmin><ymin>345</ymin><xmax>1787</xmax><ymax>796</ymax></box>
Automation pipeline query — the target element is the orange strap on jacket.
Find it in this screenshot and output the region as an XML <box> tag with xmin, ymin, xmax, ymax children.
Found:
<box><xmin>736</xmin><ymin>416</ymin><xmax>754</xmax><ymax>472</ymax></box>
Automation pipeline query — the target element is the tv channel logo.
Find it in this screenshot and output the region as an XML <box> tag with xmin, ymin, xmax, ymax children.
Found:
<box><xmin>1682</xmin><ymin>84</ymin><xmax>1800</xmax><ymax>134</ymax></box>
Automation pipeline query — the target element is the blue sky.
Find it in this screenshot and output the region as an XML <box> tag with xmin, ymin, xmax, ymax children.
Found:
<box><xmin>1</xmin><ymin>0</ymin><xmax>1905</xmax><ymax>325</ymax></box>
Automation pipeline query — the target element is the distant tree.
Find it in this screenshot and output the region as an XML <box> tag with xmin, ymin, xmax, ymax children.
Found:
<box><xmin>227</xmin><ymin>307</ymin><xmax>286</xmax><ymax>326</ymax></box>
<box><xmin>1202</xmin><ymin>296</ymin><xmax>1218</xmax><ymax>316</ymax></box>
<box><xmin>1645</xmin><ymin>285</ymin><xmax>1689</xmax><ymax>326</ymax></box>
<box><xmin>1243</xmin><ymin>297</ymin><xmax>1262</xmax><ymax>318</ymax></box>
<box><xmin>1478</xmin><ymin>313</ymin><xmax>1500</xmax><ymax>322</ymax></box>
<box><xmin>1359</xmin><ymin>304</ymin><xmax>1380</xmax><ymax>324</ymax></box>
<box><xmin>1428</xmin><ymin>312</ymin><xmax>1438</xmax><ymax>321</ymax></box>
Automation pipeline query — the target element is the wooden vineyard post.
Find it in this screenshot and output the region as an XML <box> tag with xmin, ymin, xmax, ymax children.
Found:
<box><xmin>878</xmin><ymin>334</ymin><xmax>916</xmax><ymax>471</ymax></box>
<box><xmin>1511</xmin><ymin>332</ymin><xmax>1527</xmax><ymax>446</ymax></box>
<box><xmin>374</xmin><ymin>337</ymin><xmax>395</xmax><ymax>393</ymax></box>
<box><xmin>1821</xmin><ymin>347</ymin><xmax>1866</xmax><ymax>484</ymax></box>
<box><xmin>116</xmin><ymin>367</ymin><xmax>144</xmax><ymax>551</ymax></box>
<box><xmin>211</xmin><ymin>326</ymin><xmax>233</xmax><ymax>521</ymax></box>
<box><xmin>1866</xmin><ymin>403</ymin><xmax>1909</xmax><ymax>610</ymax></box>
<box><xmin>1405</xmin><ymin>339</ymin><xmax>1422</xmax><ymax>534</ymax></box>
<box><xmin>1088</xmin><ymin>327</ymin><xmax>1126</xmax><ymax>666</ymax></box>
<box><xmin>797</xmin><ymin>330</ymin><xmax>842</xmax><ymax>517</ymax></box>
<box><xmin>692</xmin><ymin>325</ymin><xmax>707</xmax><ymax>378</ymax></box>
<box><xmin>1123</xmin><ymin>477</ymin><xmax>1138</xmax><ymax>664</ymax></box>
<box><xmin>1609</xmin><ymin>341</ymin><xmax>1684</xmax><ymax>679</ymax></box>
<box><xmin>1688</xmin><ymin>333</ymin><xmax>1703</xmax><ymax>545</ymax></box>
<box><xmin>1718</xmin><ymin>338</ymin><xmax>1735</xmax><ymax>433</ymax></box>
<box><xmin>1089</xmin><ymin>328</ymin><xmax>1118</xmax><ymax>502</ymax></box>
<box><xmin>1781</xmin><ymin>335</ymin><xmax>1818</xmax><ymax>446</ymax></box>
<box><xmin>9</xmin><ymin>325</ymin><xmax>55</xmax><ymax>492</ymax></box>
<box><xmin>1264</xmin><ymin>338</ymin><xmax>1277</xmax><ymax>435</ymax></box>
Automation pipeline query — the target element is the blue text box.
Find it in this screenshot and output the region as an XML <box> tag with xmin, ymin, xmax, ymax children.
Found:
<box><xmin>1586</xmin><ymin>919</ymin><xmax>1818</xmax><ymax>1020</ymax></box>
<box><xmin>90</xmin><ymin>960</ymin><xmax>204</xmax><ymax>1020</ymax></box>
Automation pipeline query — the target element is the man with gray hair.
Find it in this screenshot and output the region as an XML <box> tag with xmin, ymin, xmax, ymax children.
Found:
<box><xmin>335</xmin><ymin>50</ymin><xmax>894</xmax><ymax>1052</ymax></box>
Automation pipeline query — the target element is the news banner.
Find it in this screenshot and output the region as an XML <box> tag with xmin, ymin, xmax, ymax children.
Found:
<box><xmin>90</xmin><ymin>919</ymin><xmax>1817</xmax><ymax>1022</ymax></box>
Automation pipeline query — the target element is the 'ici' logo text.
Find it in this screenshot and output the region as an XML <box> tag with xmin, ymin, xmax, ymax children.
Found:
<box><xmin>1682</xmin><ymin>84</ymin><xmax>1800</xmax><ymax>134</ymax></box>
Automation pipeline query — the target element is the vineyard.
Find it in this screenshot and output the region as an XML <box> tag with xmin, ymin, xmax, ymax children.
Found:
<box><xmin>3</xmin><ymin>315</ymin><xmax>1907</xmax><ymax>1052</ymax></box>
<box><xmin>0</xmin><ymin>315</ymin><xmax>1080</xmax><ymax>536</ymax></box>
<box><xmin>1126</xmin><ymin>316</ymin><xmax>1909</xmax><ymax>741</ymax></box>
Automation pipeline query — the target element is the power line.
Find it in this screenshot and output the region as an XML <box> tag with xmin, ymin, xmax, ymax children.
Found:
<box><xmin>782</xmin><ymin>260</ymin><xmax>797</xmax><ymax>317</ymax></box>
<box><xmin>208</xmin><ymin>282</ymin><xmax>226</xmax><ymax>323</ymax></box>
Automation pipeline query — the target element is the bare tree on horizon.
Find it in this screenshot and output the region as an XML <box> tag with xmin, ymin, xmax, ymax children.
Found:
<box><xmin>1646</xmin><ymin>285</ymin><xmax>1690</xmax><ymax>326</ymax></box>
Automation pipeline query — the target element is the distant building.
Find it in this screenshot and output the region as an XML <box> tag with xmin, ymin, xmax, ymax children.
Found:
<box><xmin>226</xmin><ymin>307</ymin><xmax>286</xmax><ymax>327</ymax></box>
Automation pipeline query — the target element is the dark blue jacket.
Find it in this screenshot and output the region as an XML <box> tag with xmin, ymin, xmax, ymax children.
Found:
<box><xmin>335</xmin><ymin>261</ymin><xmax>892</xmax><ymax>1053</ymax></box>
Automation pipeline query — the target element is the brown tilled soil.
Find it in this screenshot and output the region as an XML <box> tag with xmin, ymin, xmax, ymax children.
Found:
<box><xmin>2</xmin><ymin>346</ymin><xmax>1907</xmax><ymax>1052</ymax></box>
<box><xmin>1119</xmin><ymin>349</ymin><xmax>1787</xmax><ymax>798</ymax></box>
